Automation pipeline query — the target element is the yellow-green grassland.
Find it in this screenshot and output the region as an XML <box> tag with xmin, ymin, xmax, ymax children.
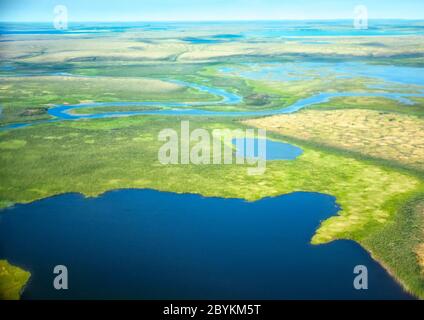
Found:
<box><xmin>1</xmin><ymin>22</ymin><xmax>424</xmax><ymax>299</ymax></box>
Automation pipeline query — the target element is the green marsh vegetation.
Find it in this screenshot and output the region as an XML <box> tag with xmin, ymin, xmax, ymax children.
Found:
<box><xmin>0</xmin><ymin>115</ymin><xmax>423</xmax><ymax>297</ymax></box>
<box><xmin>246</xmin><ymin>109</ymin><xmax>424</xmax><ymax>172</ymax></box>
<box><xmin>309</xmin><ymin>96</ymin><xmax>424</xmax><ymax>117</ymax></box>
<box><xmin>0</xmin><ymin>75</ymin><xmax>218</xmax><ymax>125</ymax></box>
<box><xmin>0</xmin><ymin>260</ymin><xmax>30</xmax><ymax>300</ymax></box>
<box><xmin>1</xmin><ymin>29</ymin><xmax>424</xmax><ymax>299</ymax></box>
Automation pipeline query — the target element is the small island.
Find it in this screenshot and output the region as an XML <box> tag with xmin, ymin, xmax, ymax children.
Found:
<box><xmin>0</xmin><ymin>260</ymin><xmax>30</xmax><ymax>300</ymax></box>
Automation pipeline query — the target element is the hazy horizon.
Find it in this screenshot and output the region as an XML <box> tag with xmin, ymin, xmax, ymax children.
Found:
<box><xmin>1</xmin><ymin>0</ymin><xmax>424</xmax><ymax>22</ymax></box>
<box><xmin>2</xmin><ymin>18</ymin><xmax>424</xmax><ymax>24</ymax></box>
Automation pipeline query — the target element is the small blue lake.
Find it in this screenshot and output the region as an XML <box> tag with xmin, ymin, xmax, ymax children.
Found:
<box><xmin>0</xmin><ymin>189</ymin><xmax>413</xmax><ymax>299</ymax></box>
<box><xmin>232</xmin><ymin>138</ymin><xmax>303</xmax><ymax>160</ymax></box>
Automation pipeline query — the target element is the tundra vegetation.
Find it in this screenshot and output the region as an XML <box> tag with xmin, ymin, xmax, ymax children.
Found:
<box><xmin>0</xmin><ymin>260</ymin><xmax>30</xmax><ymax>300</ymax></box>
<box><xmin>1</xmin><ymin>25</ymin><xmax>424</xmax><ymax>299</ymax></box>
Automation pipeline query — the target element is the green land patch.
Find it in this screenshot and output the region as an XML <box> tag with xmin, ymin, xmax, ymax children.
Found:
<box><xmin>2</xmin><ymin>30</ymin><xmax>424</xmax><ymax>300</ymax></box>
<box><xmin>0</xmin><ymin>76</ymin><xmax>218</xmax><ymax>125</ymax></box>
<box><xmin>0</xmin><ymin>260</ymin><xmax>30</xmax><ymax>300</ymax></box>
<box><xmin>309</xmin><ymin>95</ymin><xmax>424</xmax><ymax>117</ymax></box>
<box><xmin>0</xmin><ymin>115</ymin><xmax>423</xmax><ymax>298</ymax></box>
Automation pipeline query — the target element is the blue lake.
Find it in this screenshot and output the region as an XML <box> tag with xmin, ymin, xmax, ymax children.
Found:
<box><xmin>220</xmin><ymin>62</ymin><xmax>424</xmax><ymax>86</ymax></box>
<box><xmin>0</xmin><ymin>189</ymin><xmax>413</xmax><ymax>299</ymax></box>
<box><xmin>0</xmin><ymin>20</ymin><xmax>421</xmax><ymax>300</ymax></box>
<box><xmin>233</xmin><ymin>138</ymin><xmax>303</xmax><ymax>160</ymax></box>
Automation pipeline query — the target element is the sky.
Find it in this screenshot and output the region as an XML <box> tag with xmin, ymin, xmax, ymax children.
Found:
<box><xmin>1</xmin><ymin>0</ymin><xmax>424</xmax><ymax>22</ymax></box>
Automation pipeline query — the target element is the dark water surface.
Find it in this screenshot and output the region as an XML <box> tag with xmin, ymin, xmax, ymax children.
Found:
<box><xmin>0</xmin><ymin>189</ymin><xmax>413</xmax><ymax>299</ymax></box>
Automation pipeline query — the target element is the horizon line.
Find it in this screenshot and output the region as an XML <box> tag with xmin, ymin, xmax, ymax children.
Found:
<box><xmin>2</xmin><ymin>18</ymin><xmax>424</xmax><ymax>23</ymax></box>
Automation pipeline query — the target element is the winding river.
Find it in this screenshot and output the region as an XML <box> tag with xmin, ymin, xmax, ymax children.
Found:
<box><xmin>45</xmin><ymin>85</ymin><xmax>424</xmax><ymax>119</ymax></box>
<box><xmin>1</xmin><ymin>61</ymin><xmax>423</xmax><ymax>299</ymax></box>
<box><xmin>2</xmin><ymin>61</ymin><xmax>424</xmax><ymax>131</ymax></box>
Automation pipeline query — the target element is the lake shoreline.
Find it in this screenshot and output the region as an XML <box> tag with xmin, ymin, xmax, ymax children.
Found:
<box><xmin>1</xmin><ymin>187</ymin><xmax>418</xmax><ymax>300</ymax></box>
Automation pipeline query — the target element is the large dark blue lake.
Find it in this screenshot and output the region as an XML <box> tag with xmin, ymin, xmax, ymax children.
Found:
<box><xmin>0</xmin><ymin>189</ymin><xmax>413</xmax><ymax>299</ymax></box>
